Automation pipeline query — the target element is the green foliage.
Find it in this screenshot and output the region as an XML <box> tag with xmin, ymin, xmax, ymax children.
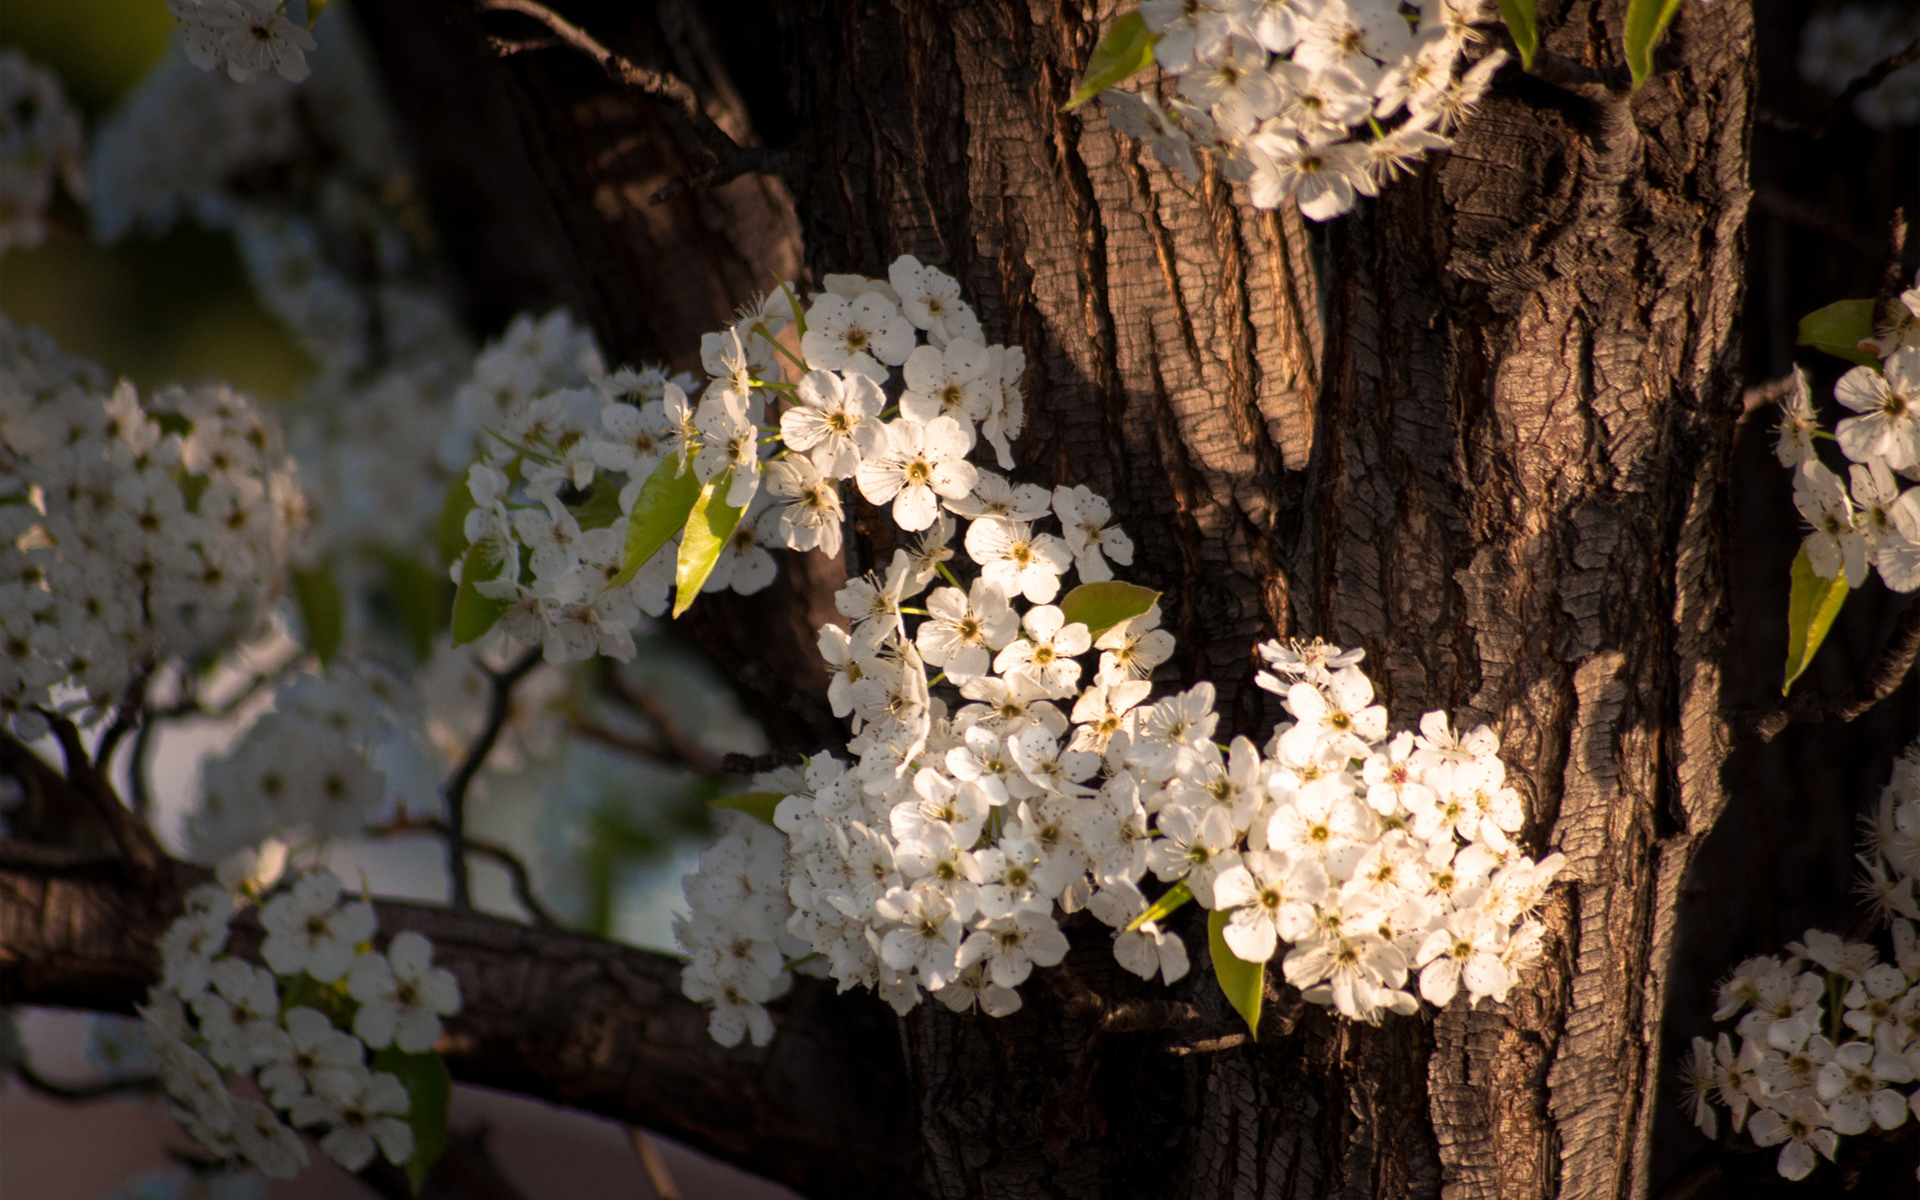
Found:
<box><xmin>1208</xmin><ymin>908</ymin><xmax>1264</xmax><ymax>1040</ymax></box>
<box><xmin>382</xmin><ymin>554</ymin><xmax>449</xmax><ymax>663</ymax></box>
<box><xmin>1797</xmin><ymin>299</ymin><xmax>1880</xmax><ymax>367</ymax></box>
<box><xmin>672</xmin><ymin>474</ymin><xmax>746</xmax><ymax>617</ymax></box>
<box><xmin>450</xmin><ymin>540</ymin><xmax>510</xmax><ymax>646</ymax></box>
<box><xmin>1057</xmin><ymin>581</ymin><xmax>1160</xmax><ymax>637</ymax></box>
<box><xmin>1063</xmin><ymin>12</ymin><xmax>1160</xmax><ymax>111</ymax></box>
<box><xmin>373</xmin><ymin>1046</ymin><xmax>451</xmax><ymax>1195</ymax></box>
<box><xmin>1623</xmin><ymin>0</ymin><xmax>1686</xmax><ymax>90</ymax></box>
<box><xmin>709</xmin><ymin>791</ymin><xmax>784</xmax><ymax>824</ymax></box>
<box><xmin>1125</xmin><ymin>879</ymin><xmax>1192</xmax><ymax>932</ymax></box>
<box><xmin>613</xmin><ymin>456</ymin><xmax>702</xmax><ymax>588</ymax></box>
<box><xmin>1783</xmin><ymin>544</ymin><xmax>1849</xmax><ymax>696</ymax></box>
<box><xmin>435</xmin><ymin>474</ymin><xmax>476</xmax><ymax>567</ymax></box>
<box><xmin>291</xmin><ymin>564</ymin><xmax>343</xmax><ymax>665</ymax></box>
<box><xmin>1495</xmin><ymin>0</ymin><xmax>1538</xmax><ymax>69</ymax></box>
<box><xmin>571</xmin><ymin>476</ymin><xmax>625</xmax><ymax>531</ymax></box>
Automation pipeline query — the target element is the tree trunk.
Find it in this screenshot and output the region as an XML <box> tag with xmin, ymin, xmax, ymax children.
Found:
<box><xmin>27</xmin><ymin>0</ymin><xmax>1920</xmax><ymax>1196</ymax></box>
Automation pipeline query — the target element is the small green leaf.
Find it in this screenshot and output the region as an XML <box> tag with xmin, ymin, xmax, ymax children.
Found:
<box><xmin>1057</xmin><ymin>581</ymin><xmax>1160</xmax><ymax>637</ymax></box>
<box><xmin>1796</xmin><ymin>299</ymin><xmax>1880</xmax><ymax>368</ymax></box>
<box><xmin>1208</xmin><ymin>908</ymin><xmax>1263</xmax><ymax>1040</ymax></box>
<box><xmin>571</xmin><ymin>477</ymin><xmax>625</xmax><ymax>531</ymax></box>
<box><xmin>291</xmin><ymin>564</ymin><xmax>344</xmax><ymax>665</ymax></box>
<box><xmin>613</xmin><ymin>456</ymin><xmax>703</xmax><ymax>588</ymax></box>
<box><xmin>672</xmin><ymin>474</ymin><xmax>746</xmax><ymax>617</ymax></box>
<box><xmin>306</xmin><ymin>0</ymin><xmax>334</xmax><ymax>29</ymax></box>
<box><xmin>1623</xmin><ymin>0</ymin><xmax>1685</xmax><ymax>90</ymax></box>
<box><xmin>435</xmin><ymin>473</ymin><xmax>476</xmax><ymax>567</ymax></box>
<box><xmin>451</xmin><ymin>541</ymin><xmax>510</xmax><ymax>646</ymax></box>
<box><xmin>152</xmin><ymin>411</ymin><xmax>193</xmax><ymax>438</ymax></box>
<box><xmin>1783</xmin><ymin>544</ymin><xmax>1849</xmax><ymax>696</ymax></box>
<box><xmin>1064</xmin><ymin>12</ymin><xmax>1160</xmax><ymax>111</ymax></box>
<box><xmin>1125</xmin><ymin>879</ymin><xmax>1192</xmax><ymax>932</ymax></box>
<box><xmin>710</xmin><ymin>791</ymin><xmax>784</xmax><ymax>824</ymax></box>
<box><xmin>373</xmin><ymin>1046</ymin><xmax>451</xmax><ymax>1195</ymax></box>
<box><xmin>1495</xmin><ymin>0</ymin><xmax>1538</xmax><ymax>70</ymax></box>
<box><xmin>383</xmin><ymin>555</ymin><xmax>449</xmax><ymax>663</ymax></box>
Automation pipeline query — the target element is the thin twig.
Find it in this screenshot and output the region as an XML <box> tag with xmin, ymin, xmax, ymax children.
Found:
<box><xmin>629</xmin><ymin>1128</ymin><xmax>684</xmax><ymax>1200</ymax></box>
<box><xmin>597</xmin><ymin>665</ymin><xmax>730</xmax><ymax>776</ymax></box>
<box><xmin>1876</xmin><ymin>208</ymin><xmax>1911</xmax><ymax>314</ymax></box>
<box><xmin>471</xmin><ymin>0</ymin><xmax>787</xmax><ymax>199</ymax></box>
<box><xmin>127</xmin><ymin>709</ymin><xmax>156</xmax><ymax>819</ymax></box>
<box><xmin>366</xmin><ymin>816</ymin><xmax>561</xmax><ymax>929</ymax></box>
<box><xmin>92</xmin><ymin>671</ymin><xmax>151</xmax><ymax>770</ymax></box>
<box><xmin>1758</xmin><ymin>35</ymin><xmax>1920</xmax><ymax>138</ymax></box>
<box><xmin>1738</xmin><ymin>601</ymin><xmax>1920</xmax><ymax>742</ymax></box>
<box><xmin>444</xmin><ymin>647</ymin><xmax>544</xmax><ymax>909</ymax></box>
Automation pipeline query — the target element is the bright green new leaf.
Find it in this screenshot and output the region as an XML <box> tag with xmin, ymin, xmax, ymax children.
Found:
<box><xmin>710</xmin><ymin>791</ymin><xmax>784</xmax><ymax>825</ymax></box>
<box><xmin>451</xmin><ymin>540</ymin><xmax>510</xmax><ymax>646</ymax></box>
<box><xmin>1796</xmin><ymin>299</ymin><xmax>1879</xmax><ymax>367</ymax></box>
<box><xmin>383</xmin><ymin>555</ymin><xmax>449</xmax><ymax>663</ymax></box>
<box><xmin>1125</xmin><ymin>879</ymin><xmax>1192</xmax><ymax>932</ymax></box>
<box><xmin>672</xmin><ymin>474</ymin><xmax>746</xmax><ymax>617</ymax></box>
<box><xmin>612</xmin><ymin>456</ymin><xmax>703</xmax><ymax>588</ymax></box>
<box><xmin>1623</xmin><ymin>0</ymin><xmax>1686</xmax><ymax>90</ymax></box>
<box><xmin>1494</xmin><ymin>0</ymin><xmax>1538</xmax><ymax>69</ymax></box>
<box><xmin>1208</xmin><ymin>908</ymin><xmax>1263</xmax><ymax>1040</ymax></box>
<box><xmin>373</xmin><ymin>1046</ymin><xmax>451</xmax><ymax>1195</ymax></box>
<box><xmin>435</xmin><ymin>473</ymin><xmax>476</xmax><ymax>567</ymax></box>
<box><xmin>1063</xmin><ymin>12</ymin><xmax>1160</xmax><ymax>111</ymax></box>
<box><xmin>1783</xmin><ymin>544</ymin><xmax>1849</xmax><ymax>696</ymax></box>
<box><xmin>1058</xmin><ymin>581</ymin><xmax>1160</xmax><ymax>637</ymax></box>
<box><xmin>291</xmin><ymin>564</ymin><xmax>343</xmax><ymax>665</ymax></box>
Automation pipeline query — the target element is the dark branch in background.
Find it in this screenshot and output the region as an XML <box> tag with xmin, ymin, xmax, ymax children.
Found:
<box><xmin>443</xmin><ymin>646</ymin><xmax>544</xmax><ymax>909</ymax></box>
<box><xmin>585</xmin><ymin>661</ymin><xmax>732</xmax><ymax>776</ymax></box>
<box><xmin>1758</xmin><ymin>35</ymin><xmax>1920</xmax><ymax>137</ymax></box>
<box><xmin>367</xmin><ymin>815</ymin><xmax>561</xmax><ymax>929</ymax></box>
<box><xmin>1738</xmin><ymin>601</ymin><xmax>1920</xmax><ymax>742</ymax></box>
<box><xmin>470</xmin><ymin>0</ymin><xmax>787</xmax><ymax>201</ymax></box>
<box><xmin>1751</xmin><ymin>186</ymin><xmax>1886</xmax><ymax>257</ymax></box>
<box><xmin>1877</xmin><ymin>208</ymin><xmax>1911</xmax><ymax>312</ymax></box>
<box><xmin>92</xmin><ymin>671</ymin><xmax>152</xmax><ymax>772</ymax></box>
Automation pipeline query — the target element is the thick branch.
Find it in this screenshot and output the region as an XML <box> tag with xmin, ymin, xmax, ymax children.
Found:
<box><xmin>0</xmin><ymin>854</ymin><xmax>919</xmax><ymax>1199</ymax></box>
<box><xmin>1737</xmin><ymin>600</ymin><xmax>1920</xmax><ymax>742</ymax></box>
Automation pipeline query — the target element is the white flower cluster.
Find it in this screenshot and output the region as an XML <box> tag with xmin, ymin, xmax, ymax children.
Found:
<box><xmin>1799</xmin><ymin>5</ymin><xmax>1920</xmax><ymax>129</ymax></box>
<box><xmin>1782</xmin><ymin>276</ymin><xmax>1920</xmax><ymax>592</ymax></box>
<box><xmin>0</xmin><ymin>51</ymin><xmax>85</xmax><ymax>256</ymax></box>
<box><xmin>1685</xmin><ymin>740</ymin><xmax>1920</xmax><ymax>1182</ymax></box>
<box><xmin>186</xmin><ymin>668</ymin><xmax>413</xmax><ymax>865</ymax></box>
<box><xmin>657</xmin><ymin>257</ymin><xmax>1560</xmax><ymax>1044</ymax></box>
<box><xmin>1103</xmin><ymin>0</ymin><xmax>1505</xmax><ymax>220</ymax></box>
<box><xmin>168</xmin><ymin>0</ymin><xmax>317</xmax><ymax>85</ymax></box>
<box><xmin>0</xmin><ymin>317</ymin><xmax>304</xmax><ymax>739</ymax></box>
<box><xmin>147</xmin><ymin>864</ymin><xmax>460</xmax><ymax>1178</ymax></box>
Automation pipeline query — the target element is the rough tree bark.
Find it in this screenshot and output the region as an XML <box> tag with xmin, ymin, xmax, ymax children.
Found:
<box><xmin>11</xmin><ymin>0</ymin><xmax>1917</xmax><ymax>1197</ymax></box>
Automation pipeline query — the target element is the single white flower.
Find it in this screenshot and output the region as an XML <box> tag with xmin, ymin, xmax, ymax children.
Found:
<box><xmin>1794</xmin><ymin>459</ymin><xmax>1869</xmax><ymax>585</ymax></box>
<box><xmin>765</xmin><ymin>455</ymin><xmax>845</xmax><ymax>557</ymax></box>
<box><xmin>259</xmin><ymin>872</ymin><xmax>377</xmax><ymax>983</ymax></box>
<box><xmin>1835</xmin><ymin>348</ymin><xmax>1920</xmax><ymax>470</ymax></box>
<box><xmin>800</xmin><ymin>291</ymin><xmax>917</xmax><ymax>382</ymax></box>
<box><xmin>780</xmin><ymin>369</ymin><xmax>885</xmax><ymax>479</ymax></box>
<box><xmin>346</xmin><ymin>932</ymin><xmax>462</xmax><ymax>1053</ymax></box>
<box><xmin>855</xmin><ymin>416</ymin><xmax>978</xmax><ymax>531</ymax></box>
<box><xmin>964</xmin><ymin>518</ymin><xmax>1073</xmax><ymax>603</ymax></box>
<box><xmin>1052</xmin><ymin>484</ymin><xmax>1133</xmax><ymax>582</ymax></box>
<box><xmin>916</xmin><ymin>579</ymin><xmax>1019</xmax><ymax>678</ymax></box>
<box><xmin>290</xmin><ymin>1067</ymin><xmax>415</xmax><ymax>1172</ymax></box>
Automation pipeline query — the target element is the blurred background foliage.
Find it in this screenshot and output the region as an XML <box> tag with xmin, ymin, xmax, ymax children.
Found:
<box><xmin>0</xmin><ymin>0</ymin><xmax>313</xmax><ymax>399</ymax></box>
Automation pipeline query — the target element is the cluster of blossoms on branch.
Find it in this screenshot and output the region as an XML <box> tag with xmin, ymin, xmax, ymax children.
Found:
<box><xmin>1782</xmin><ymin>276</ymin><xmax>1920</xmax><ymax>594</ymax></box>
<box><xmin>0</xmin><ymin>51</ymin><xmax>86</xmax><ymax>255</ymax></box>
<box><xmin>1684</xmin><ymin>739</ymin><xmax>1920</xmax><ymax>1182</ymax></box>
<box><xmin>148</xmin><ymin>858</ymin><xmax>460</xmax><ymax>1178</ymax></box>
<box><xmin>0</xmin><ymin>317</ymin><xmax>305</xmax><ymax>739</ymax></box>
<box><xmin>1101</xmin><ymin>0</ymin><xmax>1504</xmax><ymax>219</ymax></box>
<box><xmin>529</xmin><ymin>255</ymin><xmax>1573</xmax><ymax>1045</ymax></box>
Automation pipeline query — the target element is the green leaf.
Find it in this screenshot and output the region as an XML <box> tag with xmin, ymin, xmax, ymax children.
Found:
<box><xmin>1208</xmin><ymin>908</ymin><xmax>1263</xmax><ymax>1040</ymax></box>
<box><xmin>373</xmin><ymin>1047</ymin><xmax>451</xmax><ymax>1195</ymax></box>
<box><xmin>1783</xmin><ymin>544</ymin><xmax>1849</xmax><ymax>696</ymax></box>
<box><xmin>613</xmin><ymin>456</ymin><xmax>703</xmax><ymax>589</ymax></box>
<box><xmin>290</xmin><ymin>564</ymin><xmax>344</xmax><ymax>665</ymax></box>
<box><xmin>1063</xmin><ymin>12</ymin><xmax>1160</xmax><ymax>111</ymax></box>
<box><xmin>1796</xmin><ymin>299</ymin><xmax>1879</xmax><ymax>367</ymax></box>
<box><xmin>383</xmin><ymin>554</ymin><xmax>449</xmax><ymax>663</ymax></box>
<box><xmin>571</xmin><ymin>477</ymin><xmax>625</xmax><ymax>531</ymax></box>
<box><xmin>435</xmin><ymin>473</ymin><xmax>476</xmax><ymax>567</ymax></box>
<box><xmin>1495</xmin><ymin>0</ymin><xmax>1538</xmax><ymax>69</ymax></box>
<box><xmin>1623</xmin><ymin>0</ymin><xmax>1685</xmax><ymax>90</ymax></box>
<box><xmin>672</xmin><ymin>474</ymin><xmax>746</xmax><ymax>617</ymax></box>
<box><xmin>152</xmin><ymin>411</ymin><xmax>193</xmax><ymax>438</ymax></box>
<box><xmin>1057</xmin><ymin>581</ymin><xmax>1160</xmax><ymax>637</ymax></box>
<box><xmin>451</xmin><ymin>540</ymin><xmax>510</xmax><ymax>646</ymax></box>
<box><xmin>306</xmin><ymin>0</ymin><xmax>334</xmax><ymax>28</ymax></box>
<box><xmin>710</xmin><ymin>791</ymin><xmax>784</xmax><ymax>824</ymax></box>
<box><xmin>1125</xmin><ymin>879</ymin><xmax>1192</xmax><ymax>932</ymax></box>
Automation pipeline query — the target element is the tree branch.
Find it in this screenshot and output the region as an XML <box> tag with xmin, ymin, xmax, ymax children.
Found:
<box><xmin>592</xmin><ymin>663</ymin><xmax>731</xmax><ymax>776</ymax></box>
<box><xmin>443</xmin><ymin>647</ymin><xmax>544</xmax><ymax>909</ymax></box>
<box><xmin>0</xmin><ymin>853</ymin><xmax>920</xmax><ymax>1200</ymax></box>
<box><xmin>1758</xmin><ymin>35</ymin><xmax>1920</xmax><ymax>138</ymax></box>
<box><xmin>1736</xmin><ymin>600</ymin><xmax>1920</xmax><ymax>742</ymax></box>
<box><xmin>469</xmin><ymin>0</ymin><xmax>787</xmax><ymax>199</ymax></box>
<box><xmin>366</xmin><ymin>816</ymin><xmax>561</xmax><ymax>929</ymax></box>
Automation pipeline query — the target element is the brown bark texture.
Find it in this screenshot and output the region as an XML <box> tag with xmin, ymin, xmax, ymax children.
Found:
<box><xmin>12</xmin><ymin>0</ymin><xmax>1920</xmax><ymax>1196</ymax></box>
